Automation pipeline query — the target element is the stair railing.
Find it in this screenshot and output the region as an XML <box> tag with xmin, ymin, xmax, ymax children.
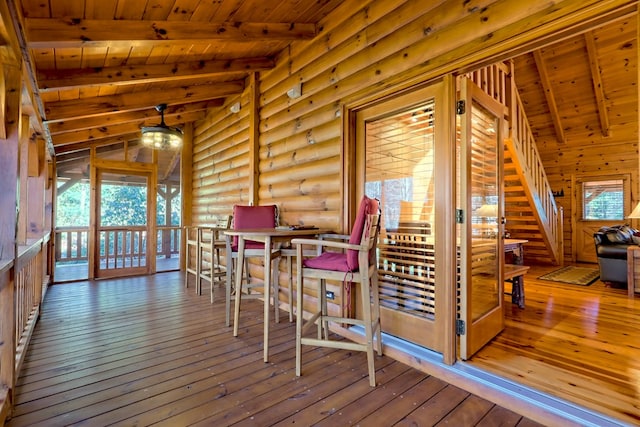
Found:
<box><xmin>506</xmin><ymin>89</ymin><xmax>563</xmax><ymax>264</ymax></box>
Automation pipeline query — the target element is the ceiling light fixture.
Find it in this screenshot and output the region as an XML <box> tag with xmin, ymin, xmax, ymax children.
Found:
<box><xmin>141</xmin><ymin>103</ymin><xmax>183</xmax><ymax>150</ymax></box>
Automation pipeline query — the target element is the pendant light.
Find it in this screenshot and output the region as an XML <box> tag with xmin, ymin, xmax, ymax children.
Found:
<box><xmin>140</xmin><ymin>103</ymin><xmax>183</xmax><ymax>150</ymax></box>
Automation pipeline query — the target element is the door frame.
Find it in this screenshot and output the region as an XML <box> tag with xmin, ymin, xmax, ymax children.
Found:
<box><xmin>344</xmin><ymin>75</ymin><xmax>458</xmax><ymax>364</ymax></box>
<box><xmin>89</xmin><ymin>157</ymin><xmax>158</xmax><ymax>279</ymax></box>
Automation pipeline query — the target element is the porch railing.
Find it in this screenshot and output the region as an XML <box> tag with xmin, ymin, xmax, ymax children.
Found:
<box><xmin>157</xmin><ymin>226</ymin><xmax>181</xmax><ymax>259</ymax></box>
<box><xmin>0</xmin><ymin>234</ymin><xmax>52</xmax><ymax>421</ymax></box>
<box><xmin>54</xmin><ymin>226</ymin><xmax>181</xmax><ymax>265</ymax></box>
<box><xmin>55</xmin><ymin>226</ymin><xmax>88</xmax><ymax>263</ymax></box>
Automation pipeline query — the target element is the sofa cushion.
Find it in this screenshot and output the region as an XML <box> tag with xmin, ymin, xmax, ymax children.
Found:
<box><xmin>596</xmin><ymin>244</ymin><xmax>632</xmax><ymax>259</ymax></box>
<box><xmin>598</xmin><ymin>225</ymin><xmax>637</xmax><ymax>245</ymax></box>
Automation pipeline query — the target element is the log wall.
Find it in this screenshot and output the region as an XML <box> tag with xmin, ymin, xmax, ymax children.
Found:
<box><xmin>190</xmin><ymin>0</ymin><xmax>637</xmax><ymax>256</ymax></box>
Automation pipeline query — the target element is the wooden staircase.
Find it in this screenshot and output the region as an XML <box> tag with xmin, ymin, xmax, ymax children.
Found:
<box><xmin>503</xmin><ymin>90</ymin><xmax>563</xmax><ymax>265</ymax></box>
<box><xmin>468</xmin><ymin>63</ymin><xmax>564</xmax><ymax>266</ymax></box>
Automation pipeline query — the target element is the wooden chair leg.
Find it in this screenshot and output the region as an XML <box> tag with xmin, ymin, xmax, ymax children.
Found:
<box><xmin>371</xmin><ymin>274</ymin><xmax>383</xmax><ymax>356</ymax></box>
<box><xmin>295</xmin><ymin>257</ymin><xmax>304</xmax><ymax>377</ymax></box>
<box><xmin>287</xmin><ymin>256</ymin><xmax>294</xmax><ymax>322</ymax></box>
<box><xmin>273</xmin><ymin>257</ymin><xmax>280</xmax><ymax>324</ymax></box>
<box><xmin>360</xmin><ymin>274</ymin><xmax>376</xmax><ymax>387</ymax></box>
<box><xmin>225</xmin><ymin>252</ymin><xmax>233</xmax><ymax>327</ymax></box>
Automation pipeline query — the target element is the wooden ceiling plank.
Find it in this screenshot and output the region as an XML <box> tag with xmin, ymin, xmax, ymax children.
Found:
<box><xmin>25</xmin><ymin>19</ymin><xmax>317</xmax><ymax>48</ymax></box>
<box><xmin>50</xmin><ymin>0</ymin><xmax>84</xmax><ymax>18</ymax></box>
<box><xmin>584</xmin><ymin>31</ymin><xmax>611</xmax><ymax>137</ymax></box>
<box><xmin>85</xmin><ymin>0</ymin><xmax>118</xmax><ymax>20</ymax></box>
<box><xmin>55</xmin><ymin>135</ymin><xmax>131</xmax><ymax>155</ymax></box>
<box><xmin>114</xmin><ymin>1</ymin><xmax>147</xmax><ymax>20</ymax></box>
<box><xmin>47</xmin><ymin>101</ymin><xmax>213</xmax><ymax>134</ymax></box>
<box><xmin>52</xmin><ymin>122</ymin><xmax>144</xmax><ymax>146</ymax></box>
<box><xmin>44</xmin><ymin>82</ymin><xmax>237</xmax><ymax>122</ymax></box>
<box><xmin>533</xmin><ymin>49</ymin><xmax>566</xmax><ymax>144</ymax></box>
<box><xmin>37</xmin><ymin>57</ymin><xmax>275</xmax><ymax>91</ymax></box>
<box><xmin>50</xmin><ymin>110</ymin><xmax>207</xmax><ymax>146</ymax></box>
<box><xmin>142</xmin><ymin>0</ymin><xmax>174</xmax><ymax>21</ymax></box>
<box><xmin>167</xmin><ymin>0</ymin><xmax>201</xmax><ymax>22</ymax></box>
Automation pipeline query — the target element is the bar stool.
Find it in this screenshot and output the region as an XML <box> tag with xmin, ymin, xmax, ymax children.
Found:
<box><xmin>183</xmin><ymin>225</ymin><xmax>201</xmax><ymax>292</ymax></box>
<box><xmin>225</xmin><ymin>205</ymin><xmax>281</xmax><ymax>327</ymax></box>
<box><xmin>199</xmin><ymin>216</ymin><xmax>232</xmax><ymax>302</ymax></box>
<box><xmin>291</xmin><ymin>196</ymin><xmax>382</xmax><ymax>387</ymax></box>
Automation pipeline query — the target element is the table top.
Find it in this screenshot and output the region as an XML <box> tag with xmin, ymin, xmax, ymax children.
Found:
<box><xmin>224</xmin><ymin>227</ymin><xmax>330</xmax><ymax>237</ymax></box>
<box><xmin>505</xmin><ymin>238</ymin><xmax>528</xmax><ymax>245</ymax></box>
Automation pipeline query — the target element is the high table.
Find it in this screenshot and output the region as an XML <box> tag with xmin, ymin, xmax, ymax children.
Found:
<box><xmin>504</xmin><ymin>238</ymin><xmax>527</xmax><ymax>265</ymax></box>
<box><xmin>223</xmin><ymin>227</ymin><xmax>330</xmax><ymax>362</ymax></box>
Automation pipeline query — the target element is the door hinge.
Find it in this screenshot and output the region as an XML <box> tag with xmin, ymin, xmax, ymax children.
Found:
<box><xmin>456</xmin><ymin>319</ymin><xmax>466</xmax><ymax>335</ymax></box>
<box><xmin>456</xmin><ymin>209</ymin><xmax>464</xmax><ymax>224</ymax></box>
<box><xmin>456</xmin><ymin>100</ymin><xmax>465</xmax><ymax>115</ymax></box>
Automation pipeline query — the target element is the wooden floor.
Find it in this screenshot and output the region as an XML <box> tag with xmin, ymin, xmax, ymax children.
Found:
<box><xmin>471</xmin><ymin>264</ymin><xmax>640</xmax><ymax>426</ymax></box>
<box><xmin>7</xmin><ymin>272</ymin><xmax>543</xmax><ymax>427</ymax></box>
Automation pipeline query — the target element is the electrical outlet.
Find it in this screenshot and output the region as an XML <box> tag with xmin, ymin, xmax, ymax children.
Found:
<box><xmin>325</xmin><ymin>291</ymin><xmax>335</xmax><ymax>300</ymax></box>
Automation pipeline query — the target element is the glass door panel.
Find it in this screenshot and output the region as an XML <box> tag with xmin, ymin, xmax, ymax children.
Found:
<box><xmin>356</xmin><ymin>80</ymin><xmax>450</xmax><ymax>352</ymax></box>
<box><xmin>458</xmin><ymin>77</ymin><xmax>505</xmax><ymax>359</ymax></box>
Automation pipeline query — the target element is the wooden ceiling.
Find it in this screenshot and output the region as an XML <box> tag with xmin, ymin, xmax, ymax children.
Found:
<box><xmin>10</xmin><ymin>0</ymin><xmax>343</xmax><ymax>174</ymax></box>
<box><xmin>513</xmin><ymin>15</ymin><xmax>637</xmax><ymax>153</ymax></box>
<box><xmin>8</xmin><ymin>1</ymin><xmax>638</xmax><ymax>182</ymax></box>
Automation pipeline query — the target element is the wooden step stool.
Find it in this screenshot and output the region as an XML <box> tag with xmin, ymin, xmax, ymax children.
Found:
<box><xmin>504</xmin><ymin>264</ymin><xmax>529</xmax><ymax>308</ymax></box>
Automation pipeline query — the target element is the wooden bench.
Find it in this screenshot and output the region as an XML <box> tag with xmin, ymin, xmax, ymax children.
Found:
<box><xmin>504</xmin><ymin>264</ymin><xmax>530</xmax><ymax>308</ymax></box>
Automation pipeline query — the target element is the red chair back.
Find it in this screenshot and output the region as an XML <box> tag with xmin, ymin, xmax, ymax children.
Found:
<box><xmin>232</xmin><ymin>205</ymin><xmax>278</xmax><ymax>250</ymax></box>
<box><xmin>347</xmin><ymin>196</ymin><xmax>379</xmax><ymax>271</ymax></box>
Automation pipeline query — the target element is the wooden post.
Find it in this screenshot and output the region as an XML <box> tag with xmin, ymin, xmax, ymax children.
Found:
<box><xmin>248</xmin><ymin>72</ymin><xmax>260</xmax><ymax>205</ymax></box>
<box><xmin>0</xmin><ymin>60</ymin><xmax>21</xmax><ymax>416</ymax></box>
<box><xmin>180</xmin><ymin>122</ymin><xmax>193</xmax><ymax>270</ymax></box>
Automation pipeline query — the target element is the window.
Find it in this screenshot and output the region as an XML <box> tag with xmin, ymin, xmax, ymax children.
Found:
<box><xmin>582</xmin><ymin>179</ymin><xmax>624</xmax><ymax>220</ymax></box>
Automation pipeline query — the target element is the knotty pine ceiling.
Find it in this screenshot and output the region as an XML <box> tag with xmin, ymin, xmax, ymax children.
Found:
<box><xmin>11</xmin><ymin>0</ymin><xmax>343</xmax><ymax>180</ymax></box>
<box><xmin>9</xmin><ymin>1</ymin><xmax>638</xmax><ymax>183</ymax></box>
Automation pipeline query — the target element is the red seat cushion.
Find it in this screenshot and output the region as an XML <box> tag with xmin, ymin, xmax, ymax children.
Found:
<box><xmin>231</xmin><ymin>205</ymin><xmax>277</xmax><ymax>251</ymax></box>
<box><xmin>302</xmin><ymin>196</ymin><xmax>379</xmax><ymax>273</ymax></box>
<box><xmin>303</xmin><ymin>252</ymin><xmax>350</xmax><ymax>272</ymax></box>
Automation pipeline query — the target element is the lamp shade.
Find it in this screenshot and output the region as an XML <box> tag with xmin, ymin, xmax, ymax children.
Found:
<box><xmin>475</xmin><ymin>204</ymin><xmax>498</xmax><ymax>217</ymax></box>
<box><xmin>141</xmin><ymin>104</ymin><xmax>183</xmax><ymax>150</ymax></box>
<box><xmin>628</xmin><ymin>202</ymin><xmax>640</xmax><ymax>219</ymax></box>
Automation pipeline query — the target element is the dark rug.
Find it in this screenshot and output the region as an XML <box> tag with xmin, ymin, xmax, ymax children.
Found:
<box><xmin>538</xmin><ymin>266</ymin><xmax>600</xmax><ymax>286</ymax></box>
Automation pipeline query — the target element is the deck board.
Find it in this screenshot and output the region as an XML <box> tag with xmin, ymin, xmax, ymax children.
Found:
<box><xmin>7</xmin><ymin>271</ymin><xmax>539</xmax><ymax>427</ymax></box>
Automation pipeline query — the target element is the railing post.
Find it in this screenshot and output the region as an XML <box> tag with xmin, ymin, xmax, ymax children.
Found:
<box><xmin>0</xmin><ymin>266</ymin><xmax>16</xmax><ymax>417</ymax></box>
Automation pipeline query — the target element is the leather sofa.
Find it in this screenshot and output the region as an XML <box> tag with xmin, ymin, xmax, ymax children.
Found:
<box><xmin>593</xmin><ymin>225</ymin><xmax>639</xmax><ymax>284</ymax></box>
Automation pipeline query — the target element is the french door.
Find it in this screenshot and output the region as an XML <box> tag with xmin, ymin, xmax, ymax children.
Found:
<box><xmin>353</xmin><ymin>78</ymin><xmax>455</xmax><ymax>353</ymax></box>
<box><xmin>457</xmin><ymin>77</ymin><xmax>506</xmax><ymax>359</ymax></box>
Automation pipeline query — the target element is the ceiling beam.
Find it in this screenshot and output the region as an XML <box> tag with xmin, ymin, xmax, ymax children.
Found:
<box><xmin>25</xmin><ymin>19</ymin><xmax>317</xmax><ymax>48</ymax></box>
<box><xmin>37</xmin><ymin>57</ymin><xmax>275</xmax><ymax>91</ymax></box>
<box><xmin>161</xmin><ymin>152</ymin><xmax>180</xmax><ymax>182</ymax></box>
<box><xmin>47</xmin><ymin>101</ymin><xmax>213</xmax><ymax>134</ymax></box>
<box><xmin>533</xmin><ymin>49</ymin><xmax>565</xmax><ymax>144</ymax></box>
<box><xmin>54</xmin><ymin>135</ymin><xmax>133</xmax><ymax>155</ymax></box>
<box><xmin>51</xmin><ymin>110</ymin><xmax>207</xmax><ymax>146</ymax></box>
<box><xmin>44</xmin><ymin>83</ymin><xmax>235</xmax><ymax>122</ymax></box>
<box><xmin>584</xmin><ymin>31</ymin><xmax>610</xmax><ymax>137</ymax></box>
